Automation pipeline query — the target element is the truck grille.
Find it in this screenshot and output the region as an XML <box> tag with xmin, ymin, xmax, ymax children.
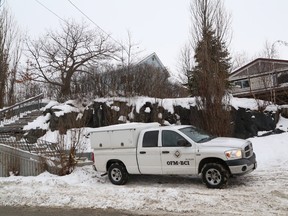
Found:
<box><xmin>244</xmin><ymin>142</ymin><xmax>253</xmax><ymax>158</ymax></box>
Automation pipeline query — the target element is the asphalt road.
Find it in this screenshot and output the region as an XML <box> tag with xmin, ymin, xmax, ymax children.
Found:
<box><xmin>0</xmin><ymin>206</ymin><xmax>192</xmax><ymax>216</ymax></box>
<box><xmin>0</xmin><ymin>206</ymin><xmax>140</xmax><ymax>216</ymax></box>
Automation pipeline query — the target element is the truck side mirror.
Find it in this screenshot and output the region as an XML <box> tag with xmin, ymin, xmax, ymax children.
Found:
<box><xmin>177</xmin><ymin>139</ymin><xmax>191</xmax><ymax>147</ymax></box>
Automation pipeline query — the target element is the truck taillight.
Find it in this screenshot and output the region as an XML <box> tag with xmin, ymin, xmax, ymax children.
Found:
<box><xmin>91</xmin><ymin>152</ymin><xmax>95</xmax><ymax>162</ymax></box>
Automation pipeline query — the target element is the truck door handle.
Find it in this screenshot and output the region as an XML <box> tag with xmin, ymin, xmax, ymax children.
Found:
<box><xmin>139</xmin><ymin>151</ymin><xmax>146</xmax><ymax>154</ymax></box>
<box><xmin>162</xmin><ymin>151</ymin><xmax>170</xmax><ymax>154</ymax></box>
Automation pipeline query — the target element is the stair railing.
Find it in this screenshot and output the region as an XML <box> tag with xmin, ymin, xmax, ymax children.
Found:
<box><xmin>0</xmin><ymin>93</ymin><xmax>45</xmax><ymax>125</ymax></box>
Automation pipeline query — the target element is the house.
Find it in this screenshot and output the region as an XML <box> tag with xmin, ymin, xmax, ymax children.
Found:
<box><xmin>137</xmin><ymin>52</ymin><xmax>165</xmax><ymax>69</ymax></box>
<box><xmin>229</xmin><ymin>58</ymin><xmax>288</xmax><ymax>104</ymax></box>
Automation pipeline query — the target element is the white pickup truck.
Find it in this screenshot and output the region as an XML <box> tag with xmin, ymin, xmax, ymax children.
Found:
<box><xmin>90</xmin><ymin>123</ymin><xmax>257</xmax><ymax>188</ymax></box>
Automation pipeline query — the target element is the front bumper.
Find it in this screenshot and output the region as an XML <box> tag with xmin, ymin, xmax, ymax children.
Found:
<box><xmin>226</xmin><ymin>153</ymin><xmax>257</xmax><ymax>175</ymax></box>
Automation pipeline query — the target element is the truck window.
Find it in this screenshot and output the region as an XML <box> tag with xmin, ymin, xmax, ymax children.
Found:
<box><xmin>142</xmin><ymin>131</ymin><xmax>159</xmax><ymax>147</ymax></box>
<box><xmin>179</xmin><ymin>126</ymin><xmax>215</xmax><ymax>143</ymax></box>
<box><xmin>162</xmin><ymin>130</ymin><xmax>187</xmax><ymax>147</ymax></box>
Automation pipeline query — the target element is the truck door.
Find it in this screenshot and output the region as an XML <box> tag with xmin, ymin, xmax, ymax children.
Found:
<box><xmin>137</xmin><ymin>130</ymin><xmax>162</xmax><ymax>174</ymax></box>
<box><xmin>160</xmin><ymin>130</ymin><xmax>196</xmax><ymax>175</ymax></box>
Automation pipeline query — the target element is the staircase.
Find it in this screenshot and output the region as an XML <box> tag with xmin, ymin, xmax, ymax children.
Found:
<box><xmin>0</xmin><ymin>94</ymin><xmax>93</xmax><ymax>177</ymax></box>
<box><xmin>0</xmin><ymin>94</ymin><xmax>45</xmax><ymax>129</ymax></box>
<box><xmin>0</xmin><ymin>110</ymin><xmax>43</xmax><ymax>133</ymax></box>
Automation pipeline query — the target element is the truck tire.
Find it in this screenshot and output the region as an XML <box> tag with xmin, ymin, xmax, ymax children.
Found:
<box><xmin>201</xmin><ymin>163</ymin><xmax>228</xmax><ymax>189</ymax></box>
<box><xmin>108</xmin><ymin>163</ymin><xmax>129</xmax><ymax>185</ymax></box>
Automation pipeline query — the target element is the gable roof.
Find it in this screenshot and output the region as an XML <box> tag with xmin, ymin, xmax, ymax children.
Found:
<box><xmin>137</xmin><ymin>52</ymin><xmax>165</xmax><ymax>69</ymax></box>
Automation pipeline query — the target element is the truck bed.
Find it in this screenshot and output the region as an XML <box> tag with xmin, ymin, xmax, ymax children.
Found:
<box><xmin>90</xmin><ymin>122</ymin><xmax>160</xmax><ymax>149</ymax></box>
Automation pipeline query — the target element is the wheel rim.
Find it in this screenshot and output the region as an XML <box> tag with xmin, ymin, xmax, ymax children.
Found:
<box><xmin>206</xmin><ymin>168</ymin><xmax>222</xmax><ymax>186</ymax></box>
<box><xmin>111</xmin><ymin>167</ymin><xmax>122</xmax><ymax>182</ymax></box>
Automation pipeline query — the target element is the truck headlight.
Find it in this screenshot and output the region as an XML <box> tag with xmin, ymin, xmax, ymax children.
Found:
<box><xmin>225</xmin><ymin>149</ymin><xmax>242</xmax><ymax>159</ymax></box>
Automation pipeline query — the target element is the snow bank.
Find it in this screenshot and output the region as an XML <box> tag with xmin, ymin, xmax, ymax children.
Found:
<box><xmin>94</xmin><ymin>96</ymin><xmax>196</xmax><ymax>114</ymax></box>
<box><xmin>95</xmin><ymin>96</ymin><xmax>278</xmax><ymax>114</ymax></box>
<box><xmin>249</xmin><ymin>133</ymin><xmax>288</xmax><ymax>169</ymax></box>
<box><xmin>230</xmin><ymin>97</ymin><xmax>278</xmax><ymax>112</ymax></box>
<box><xmin>0</xmin><ymin>128</ymin><xmax>288</xmax><ymax>215</ymax></box>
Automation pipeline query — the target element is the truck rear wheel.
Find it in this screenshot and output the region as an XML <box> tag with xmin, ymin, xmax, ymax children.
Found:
<box><xmin>201</xmin><ymin>163</ymin><xmax>228</xmax><ymax>189</ymax></box>
<box><xmin>108</xmin><ymin>163</ymin><xmax>129</xmax><ymax>185</ymax></box>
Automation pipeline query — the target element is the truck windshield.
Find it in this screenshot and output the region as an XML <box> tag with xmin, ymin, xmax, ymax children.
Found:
<box><xmin>179</xmin><ymin>127</ymin><xmax>215</xmax><ymax>143</ymax></box>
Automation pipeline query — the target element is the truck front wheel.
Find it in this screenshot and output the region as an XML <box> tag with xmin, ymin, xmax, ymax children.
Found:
<box><xmin>201</xmin><ymin>163</ymin><xmax>228</xmax><ymax>189</ymax></box>
<box><xmin>108</xmin><ymin>163</ymin><xmax>129</xmax><ymax>185</ymax></box>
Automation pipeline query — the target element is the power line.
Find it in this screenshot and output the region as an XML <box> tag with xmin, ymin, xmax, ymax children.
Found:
<box><xmin>67</xmin><ymin>0</ymin><xmax>107</xmax><ymax>36</ymax></box>
<box><xmin>35</xmin><ymin>0</ymin><xmax>126</xmax><ymax>52</ymax></box>
<box><xmin>67</xmin><ymin>0</ymin><xmax>124</xmax><ymax>48</ymax></box>
<box><xmin>34</xmin><ymin>0</ymin><xmax>65</xmax><ymax>22</ymax></box>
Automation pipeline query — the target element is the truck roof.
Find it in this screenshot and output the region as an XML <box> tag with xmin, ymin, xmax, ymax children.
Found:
<box><xmin>89</xmin><ymin>122</ymin><xmax>161</xmax><ymax>133</ymax></box>
<box><xmin>160</xmin><ymin>125</ymin><xmax>195</xmax><ymax>130</ymax></box>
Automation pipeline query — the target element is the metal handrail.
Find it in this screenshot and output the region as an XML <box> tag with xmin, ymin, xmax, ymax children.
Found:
<box><xmin>0</xmin><ymin>132</ymin><xmax>62</xmax><ymax>158</ymax></box>
<box><xmin>0</xmin><ymin>94</ymin><xmax>44</xmax><ymax>121</ymax></box>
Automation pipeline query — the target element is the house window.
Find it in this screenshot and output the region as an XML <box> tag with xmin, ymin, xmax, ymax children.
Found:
<box><xmin>234</xmin><ymin>80</ymin><xmax>250</xmax><ymax>88</ymax></box>
<box><xmin>277</xmin><ymin>71</ymin><xmax>288</xmax><ymax>85</ymax></box>
<box><xmin>242</xmin><ymin>80</ymin><xmax>250</xmax><ymax>88</ymax></box>
<box><xmin>234</xmin><ymin>81</ymin><xmax>241</xmax><ymax>88</ymax></box>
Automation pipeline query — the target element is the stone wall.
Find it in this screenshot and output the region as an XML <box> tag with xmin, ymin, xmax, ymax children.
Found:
<box><xmin>87</xmin><ymin>101</ymin><xmax>280</xmax><ymax>139</ymax></box>
<box><xmin>232</xmin><ymin>108</ymin><xmax>278</xmax><ymax>138</ymax></box>
<box><xmin>29</xmin><ymin>99</ymin><xmax>282</xmax><ymax>139</ymax></box>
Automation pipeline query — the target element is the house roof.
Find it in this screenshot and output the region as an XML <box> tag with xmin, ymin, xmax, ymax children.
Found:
<box><xmin>231</xmin><ymin>58</ymin><xmax>288</xmax><ymax>76</ymax></box>
<box><xmin>137</xmin><ymin>52</ymin><xmax>165</xmax><ymax>69</ymax></box>
<box><xmin>229</xmin><ymin>58</ymin><xmax>288</xmax><ymax>81</ymax></box>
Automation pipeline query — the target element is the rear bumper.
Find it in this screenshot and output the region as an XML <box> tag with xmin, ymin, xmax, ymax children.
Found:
<box><xmin>226</xmin><ymin>153</ymin><xmax>257</xmax><ymax>175</ymax></box>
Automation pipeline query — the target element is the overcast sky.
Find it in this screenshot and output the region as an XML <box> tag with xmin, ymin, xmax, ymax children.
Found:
<box><xmin>6</xmin><ymin>0</ymin><xmax>288</xmax><ymax>73</ymax></box>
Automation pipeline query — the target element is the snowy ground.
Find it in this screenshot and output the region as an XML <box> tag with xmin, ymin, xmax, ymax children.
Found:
<box><xmin>0</xmin><ymin>131</ymin><xmax>288</xmax><ymax>215</ymax></box>
<box><xmin>1</xmin><ymin>111</ymin><xmax>288</xmax><ymax>215</ymax></box>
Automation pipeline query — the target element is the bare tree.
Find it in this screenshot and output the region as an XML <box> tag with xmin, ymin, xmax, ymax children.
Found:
<box><xmin>75</xmin><ymin>62</ymin><xmax>187</xmax><ymax>99</ymax></box>
<box><xmin>119</xmin><ymin>31</ymin><xmax>142</xmax><ymax>68</ymax></box>
<box><xmin>0</xmin><ymin>4</ymin><xmax>22</xmax><ymax>107</ymax></box>
<box><xmin>179</xmin><ymin>0</ymin><xmax>232</xmax><ymax>85</ymax></box>
<box><xmin>26</xmin><ymin>19</ymin><xmax>118</xmax><ymax>100</ymax></box>
<box><xmin>118</xmin><ymin>31</ymin><xmax>143</xmax><ymax>97</ymax></box>
<box><xmin>230</xmin><ymin>51</ymin><xmax>250</xmax><ymax>72</ymax></box>
<box><xmin>7</xmin><ymin>29</ymin><xmax>22</xmax><ymax>105</ymax></box>
<box><xmin>256</xmin><ymin>40</ymin><xmax>279</xmax><ymax>59</ymax></box>
<box><xmin>0</xmin><ymin>13</ymin><xmax>9</xmax><ymax>108</ymax></box>
<box><xmin>178</xmin><ymin>42</ymin><xmax>195</xmax><ymax>85</ymax></box>
<box><xmin>190</xmin><ymin>0</ymin><xmax>232</xmax><ymax>48</ymax></box>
